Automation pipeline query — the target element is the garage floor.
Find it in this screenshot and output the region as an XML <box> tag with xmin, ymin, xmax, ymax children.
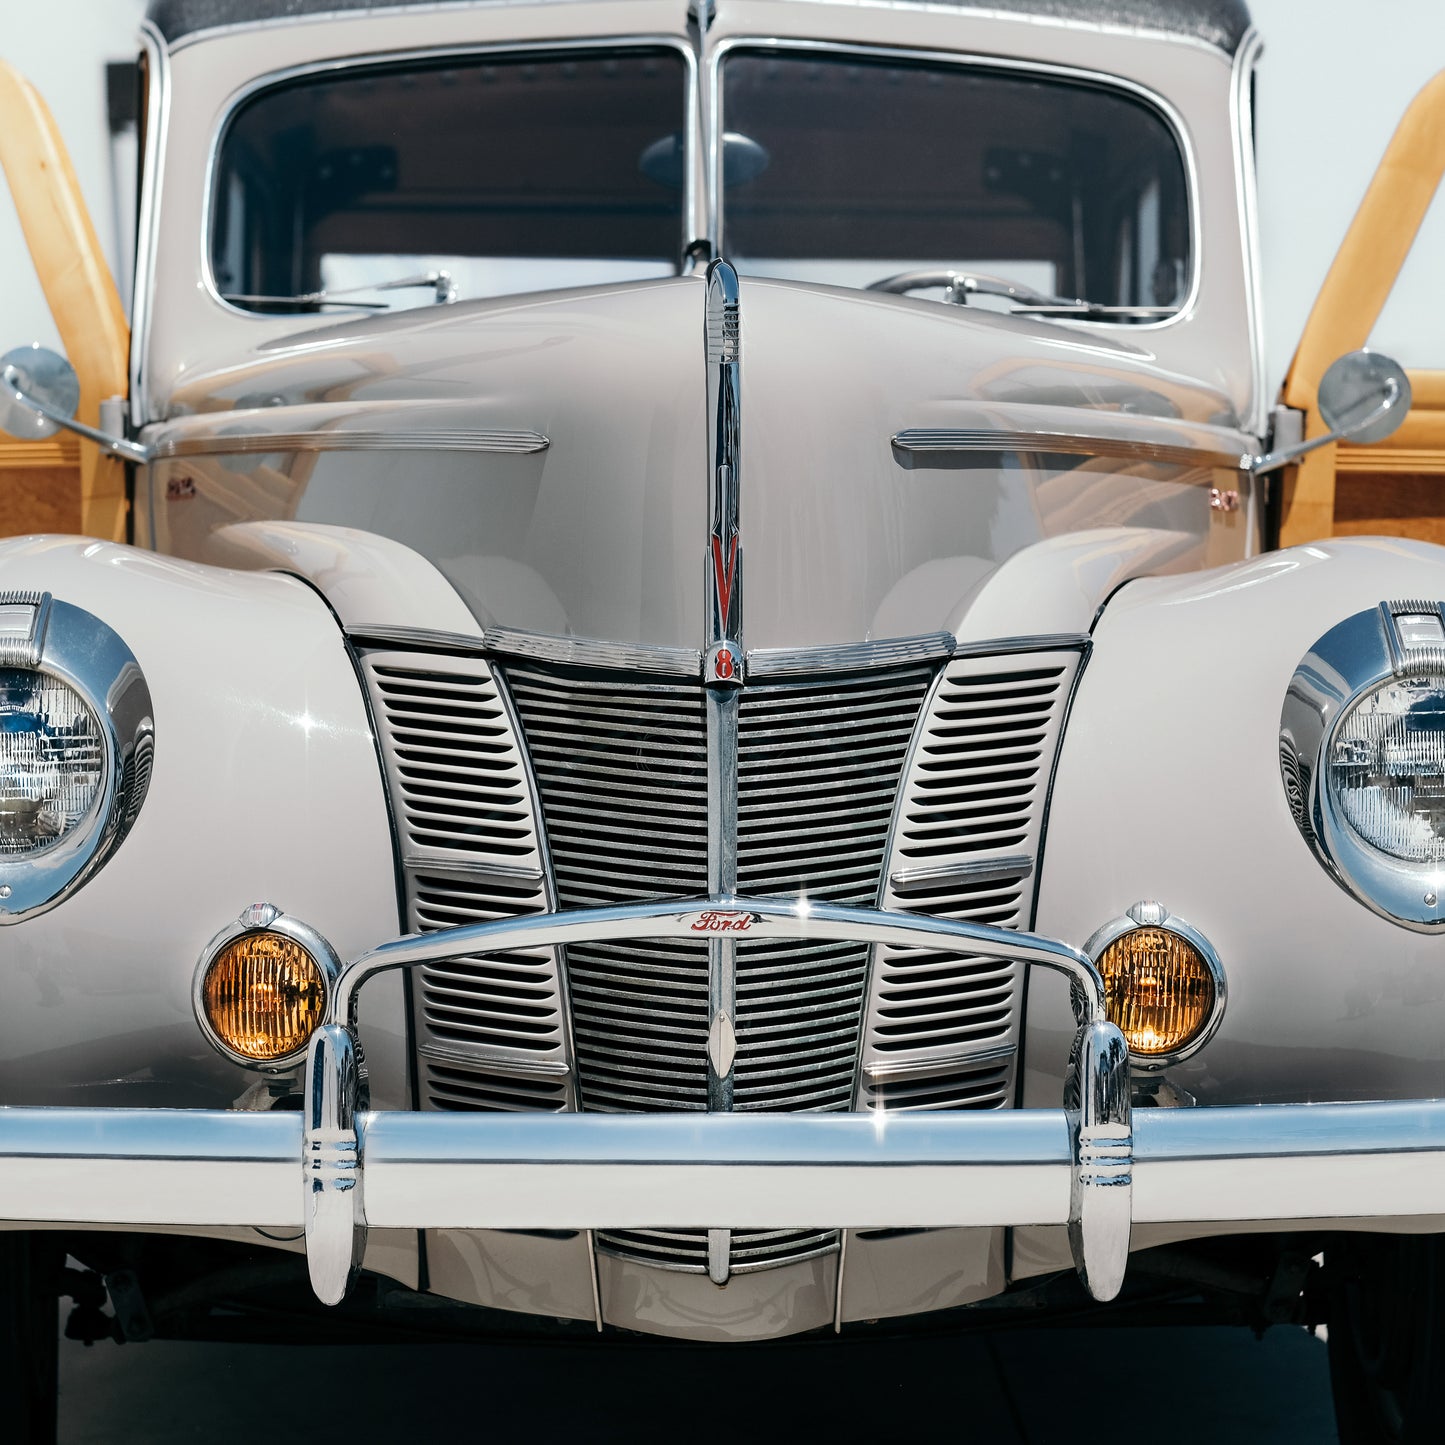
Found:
<box><xmin>58</xmin><ymin>1322</ymin><xmax>1336</xmax><ymax>1442</ymax></box>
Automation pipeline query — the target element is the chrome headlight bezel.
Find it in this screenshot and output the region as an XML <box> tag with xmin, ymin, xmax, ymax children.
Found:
<box><xmin>0</xmin><ymin>592</ymin><xmax>155</xmax><ymax>924</ymax></box>
<box><xmin>1280</xmin><ymin>599</ymin><xmax>1445</xmax><ymax>932</ymax></box>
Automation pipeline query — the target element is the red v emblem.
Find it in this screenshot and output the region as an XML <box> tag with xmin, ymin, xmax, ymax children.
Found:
<box><xmin>712</xmin><ymin>534</ymin><xmax>738</xmax><ymax>620</ymax></box>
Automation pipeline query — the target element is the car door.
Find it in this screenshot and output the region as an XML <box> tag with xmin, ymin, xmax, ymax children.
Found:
<box><xmin>1278</xmin><ymin>69</ymin><xmax>1445</xmax><ymax>548</ymax></box>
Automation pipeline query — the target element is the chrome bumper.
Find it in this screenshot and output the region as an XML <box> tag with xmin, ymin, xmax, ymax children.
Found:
<box><xmin>5</xmin><ymin>896</ymin><xmax>1444</xmax><ymax>1311</ymax></box>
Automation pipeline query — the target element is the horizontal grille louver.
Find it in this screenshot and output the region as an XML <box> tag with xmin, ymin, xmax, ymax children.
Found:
<box><xmin>861</xmin><ymin>650</ymin><xmax>1083</xmax><ymax>1111</ymax></box>
<box><xmin>598</xmin><ymin>1227</ymin><xmax>840</xmax><ymax>1275</ymax></box>
<box><xmin>358</xmin><ymin>650</ymin><xmax>569</xmax><ymax>1114</ymax></box>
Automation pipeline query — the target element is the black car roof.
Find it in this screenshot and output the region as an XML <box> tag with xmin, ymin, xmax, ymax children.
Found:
<box><xmin>147</xmin><ymin>0</ymin><xmax>1253</xmax><ymax>53</ymax></box>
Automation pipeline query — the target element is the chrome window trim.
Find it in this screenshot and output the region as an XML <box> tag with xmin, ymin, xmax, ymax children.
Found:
<box><xmin>130</xmin><ymin>19</ymin><xmax>171</xmax><ymax>429</ymax></box>
<box><xmin>706</xmin><ymin>36</ymin><xmax>1203</xmax><ymax>336</ymax></box>
<box><xmin>164</xmin><ymin>0</ymin><xmax>592</xmax><ymax>51</ymax></box>
<box><xmin>1230</xmin><ymin>26</ymin><xmax>1268</xmax><ymax>437</ymax></box>
<box><xmin>1082</xmin><ymin>903</ymin><xmax>1227</xmax><ymax>1070</ymax></box>
<box><xmin>1281</xmin><ymin>600</ymin><xmax>1445</xmax><ymax>932</ymax></box>
<box><xmin>192</xmin><ymin>903</ymin><xmax>343</xmax><ymax>1072</ymax></box>
<box><xmin>776</xmin><ymin>0</ymin><xmax>1245</xmax><ymax>60</ymax></box>
<box><xmin>152</xmin><ymin>429</ymin><xmax>550</xmax><ymax>458</ymax></box>
<box><xmin>0</xmin><ymin>596</ymin><xmax>156</xmax><ymax>927</ymax></box>
<box><xmin>198</xmin><ymin>35</ymin><xmax>701</xmax><ymax>322</ymax></box>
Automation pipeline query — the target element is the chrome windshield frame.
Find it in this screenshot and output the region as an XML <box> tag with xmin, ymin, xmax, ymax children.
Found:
<box><xmin>705</xmin><ymin>35</ymin><xmax>1203</xmax><ymax>334</ymax></box>
<box><xmin>198</xmin><ymin>34</ymin><xmax>702</xmax><ymax>322</ymax></box>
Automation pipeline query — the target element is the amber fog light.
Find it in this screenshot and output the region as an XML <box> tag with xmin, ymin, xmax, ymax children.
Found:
<box><xmin>1085</xmin><ymin>904</ymin><xmax>1225</xmax><ymax>1068</ymax></box>
<box><xmin>194</xmin><ymin>905</ymin><xmax>338</xmax><ymax>1068</ymax></box>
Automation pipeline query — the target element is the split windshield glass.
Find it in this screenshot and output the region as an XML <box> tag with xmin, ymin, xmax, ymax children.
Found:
<box><xmin>210</xmin><ymin>47</ymin><xmax>690</xmax><ymax>312</ymax></box>
<box><xmin>718</xmin><ymin>48</ymin><xmax>1193</xmax><ymax>318</ymax></box>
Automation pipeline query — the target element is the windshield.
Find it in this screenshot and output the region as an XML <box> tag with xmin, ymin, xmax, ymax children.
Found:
<box><xmin>210</xmin><ymin>47</ymin><xmax>690</xmax><ymax>312</ymax></box>
<box><xmin>717</xmin><ymin>49</ymin><xmax>1192</xmax><ymax>320</ymax></box>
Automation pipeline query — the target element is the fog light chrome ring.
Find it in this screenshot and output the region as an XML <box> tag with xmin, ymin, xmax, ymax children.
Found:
<box><xmin>193</xmin><ymin>903</ymin><xmax>341</xmax><ymax>1071</ymax></box>
<box><xmin>1083</xmin><ymin>902</ymin><xmax>1226</xmax><ymax>1070</ymax></box>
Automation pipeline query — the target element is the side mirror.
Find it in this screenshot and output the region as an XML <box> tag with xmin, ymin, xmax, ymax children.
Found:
<box><xmin>0</xmin><ymin>344</ymin><xmax>147</xmax><ymax>462</ymax></box>
<box><xmin>1317</xmin><ymin>349</ymin><xmax>1412</xmax><ymax>444</ymax></box>
<box><xmin>1251</xmin><ymin>349</ymin><xmax>1411</xmax><ymax>475</ymax></box>
<box><xmin>0</xmin><ymin>344</ymin><xmax>79</xmax><ymax>440</ymax></box>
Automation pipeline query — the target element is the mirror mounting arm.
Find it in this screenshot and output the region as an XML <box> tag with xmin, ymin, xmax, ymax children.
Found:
<box><xmin>1</xmin><ymin>364</ymin><xmax>150</xmax><ymax>464</ymax></box>
<box><xmin>1246</xmin><ymin>426</ymin><xmax>1351</xmax><ymax>477</ymax></box>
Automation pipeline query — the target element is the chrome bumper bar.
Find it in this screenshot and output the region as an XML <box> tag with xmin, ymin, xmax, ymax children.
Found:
<box><xmin>4</xmin><ymin>1100</ymin><xmax>1445</xmax><ymax>1298</ymax></box>
<box><xmin>8</xmin><ymin>895</ymin><xmax>1441</xmax><ymax>1312</ymax></box>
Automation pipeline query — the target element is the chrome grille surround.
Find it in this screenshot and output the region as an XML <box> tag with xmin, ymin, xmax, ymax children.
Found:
<box><xmin>860</xmin><ymin>647</ymin><xmax>1086</xmax><ymax>1111</ymax></box>
<box><xmin>357</xmin><ymin>649</ymin><xmax>571</xmax><ymax>1112</ymax></box>
<box><xmin>358</xmin><ymin>635</ymin><xmax>1086</xmax><ymax>1275</ymax></box>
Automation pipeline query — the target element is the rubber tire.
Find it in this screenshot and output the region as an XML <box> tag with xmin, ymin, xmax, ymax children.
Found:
<box><xmin>1328</xmin><ymin>1235</ymin><xmax>1445</xmax><ymax>1445</ymax></box>
<box><xmin>0</xmin><ymin>1234</ymin><xmax>60</xmax><ymax>1445</ymax></box>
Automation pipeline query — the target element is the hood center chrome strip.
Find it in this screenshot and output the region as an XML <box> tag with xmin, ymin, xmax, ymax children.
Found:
<box><xmin>703</xmin><ymin>259</ymin><xmax>743</xmax><ymax>1282</ymax></box>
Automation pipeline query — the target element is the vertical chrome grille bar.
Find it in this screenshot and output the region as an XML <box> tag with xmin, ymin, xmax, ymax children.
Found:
<box><xmin>703</xmin><ymin>258</ymin><xmax>743</xmax><ymax>1280</ymax></box>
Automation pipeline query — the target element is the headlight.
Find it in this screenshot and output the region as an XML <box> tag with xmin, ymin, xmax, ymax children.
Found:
<box><xmin>0</xmin><ymin>592</ymin><xmax>154</xmax><ymax>923</ymax></box>
<box><xmin>1282</xmin><ymin>600</ymin><xmax>1445</xmax><ymax>929</ymax></box>
<box><xmin>1329</xmin><ymin>675</ymin><xmax>1445</xmax><ymax>862</ymax></box>
<box><xmin>195</xmin><ymin>905</ymin><xmax>340</xmax><ymax>1069</ymax></box>
<box><xmin>0</xmin><ymin>669</ymin><xmax>105</xmax><ymax>854</ymax></box>
<box><xmin>1085</xmin><ymin>902</ymin><xmax>1225</xmax><ymax>1068</ymax></box>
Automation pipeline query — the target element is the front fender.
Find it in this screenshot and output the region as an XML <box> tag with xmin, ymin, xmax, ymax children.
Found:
<box><xmin>0</xmin><ymin>537</ymin><xmax>403</xmax><ymax>1109</ymax></box>
<box><xmin>1027</xmin><ymin>536</ymin><xmax>1445</xmax><ymax>1109</ymax></box>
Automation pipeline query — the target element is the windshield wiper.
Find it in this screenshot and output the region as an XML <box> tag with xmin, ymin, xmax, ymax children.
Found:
<box><xmin>221</xmin><ymin>269</ymin><xmax>458</xmax><ymax>311</ymax></box>
<box><xmin>866</xmin><ymin>268</ymin><xmax>1178</xmax><ymax>320</ymax></box>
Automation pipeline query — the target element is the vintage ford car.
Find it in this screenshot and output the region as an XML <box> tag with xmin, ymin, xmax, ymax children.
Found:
<box><xmin>3</xmin><ymin>0</ymin><xmax>1445</xmax><ymax>1438</ymax></box>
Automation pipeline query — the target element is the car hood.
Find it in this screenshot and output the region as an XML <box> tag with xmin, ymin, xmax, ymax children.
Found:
<box><xmin>155</xmin><ymin>275</ymin><xmax>1249</xmax><ymax>650</ymax></box>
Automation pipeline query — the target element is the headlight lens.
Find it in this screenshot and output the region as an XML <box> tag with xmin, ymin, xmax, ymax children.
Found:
<box><xmin>1097</xmin><ymin>925</ymin><xmax>1216</xmax><ymax>1058</ymax></box>
<box><xmin>200</xmin><ymin>930</ymin><xmax>329</xmax><ymax>1064</ymax></box>
<box><xmin>1086</xmin><ymin>904</ymin><xmax>1225</xmax><ymax>1067</ymax></box>
<box><xmin>1328</xmin><ymin>675</ymin><xmax>1445</xmax><ymax>862</ymax></box>
<box><xmin>0</xmin><ymin>668</ymin><xmax>105</xmax><ymax>856</ymax></box>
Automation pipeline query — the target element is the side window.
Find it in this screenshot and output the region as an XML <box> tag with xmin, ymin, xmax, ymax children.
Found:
<box><xmin>211</xmin><ymin>48</ymin><xmax>690</xmax><ymax>311</ymax></box>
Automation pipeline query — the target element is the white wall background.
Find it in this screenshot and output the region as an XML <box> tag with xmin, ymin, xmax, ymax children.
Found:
<box><xmin>0</xmin><ymin>0</ymin><xmax>148</xmax><ymax>353</ymax></box>
<box><xmin>0</xmin><ymin>0</ymin><xmax>1442</xmax><ymax>405</ymax></box>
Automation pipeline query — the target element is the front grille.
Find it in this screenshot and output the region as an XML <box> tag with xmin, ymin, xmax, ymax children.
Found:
<box><xmin>508</xmin><ymin>658</ymin><xmax>932</xmax><ymax>1273</ymax></box>
<box><xmin>361</xmin><ymin>638</ymin><xmax>1085</xmax><ymax>1277</ymax></box>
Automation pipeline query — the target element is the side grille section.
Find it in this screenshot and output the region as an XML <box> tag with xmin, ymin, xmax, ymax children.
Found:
<box><xmin>860</xmin><ymin>648</ymin><xmax>1084</xmax><ymax>1111</ymax></box>
<box><xmin>357</xmin><ymin>649</ymin><xmax>571</xmax><ymax>1111</ymax></box>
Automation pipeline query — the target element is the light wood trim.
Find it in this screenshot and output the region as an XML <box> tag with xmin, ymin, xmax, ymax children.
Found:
<box><xmin>1337</xmin><ymin>449</ymin><xmax>1445</xmax><ymax>476</ymax></box>
<box><xmin>0</xmin><ymin>61</ymin><xmax>128</xmax><ymax>541</ymax></box>
<box><xmin>1279</xmin><ymin>70</ymin><xmax>1445</xmax><ymax>545</ymax></box>
<box><xmin>0</xmin><ymin>438</ymin><xmax>78</xmax><ymax>470</ymax></box>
